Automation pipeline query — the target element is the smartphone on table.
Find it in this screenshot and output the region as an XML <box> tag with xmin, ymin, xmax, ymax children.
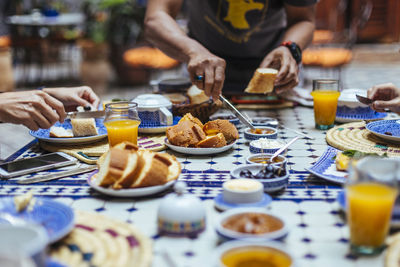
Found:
<box><xmin>0</xmin><ymin>152</ymin><xmax>78</xmax><ymax>178</ymax></box>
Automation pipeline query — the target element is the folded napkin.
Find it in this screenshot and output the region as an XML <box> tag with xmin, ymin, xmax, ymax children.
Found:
<box><xmin>280</xmin><ymin>87</ymin><xmax>313</xmax><ymax>107</ymax></box>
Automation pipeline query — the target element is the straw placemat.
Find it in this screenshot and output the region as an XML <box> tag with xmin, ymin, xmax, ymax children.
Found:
<box><xmin>326</xmin><ymin>121</ymin><xmax>400</xmax><ymax>157</ymax></box>
<box><xmin>50</xmin><ymin>210</ymin><xmax>152</xmax><ymax>267</ymax></box>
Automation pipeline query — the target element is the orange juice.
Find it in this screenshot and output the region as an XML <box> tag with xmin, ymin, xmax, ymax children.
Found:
<box><xmin>347</xmin><ymin>183</ymin><xmax>397</xmax><ymax>247</ymax></box>
<box><xmin>310</xmin><ymin>90</ymin><xmax>340</xmax><ymax>126</ymax></box>
<box><xmin>104</xmin><ymin>119</ymin><xmax>140</xmax><ymax>146</ymax></box>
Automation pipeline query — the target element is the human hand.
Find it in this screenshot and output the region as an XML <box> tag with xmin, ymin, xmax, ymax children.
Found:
<box><xmin>187</xmin><ymin>51</ymin><xmax>226</xmax><ymax>100</ymax></box>
<box><xmin>0</xmin><ymin>91</ymin><xmax>66</xmax><ymax>130</ymax></box>
<box><xmin>44</xmin><ymin>86</ymin><xmax>100</xmax><ymax>111</ymax></box>
<box><xmin>260</xmin><ymin>46</ymin><xmax>299</xmax><ymax>94</ymax></box>
<box><xmin>367</xmin><ymin>83</ymin><xmax>400</xmax><ymax>113</ymax></box>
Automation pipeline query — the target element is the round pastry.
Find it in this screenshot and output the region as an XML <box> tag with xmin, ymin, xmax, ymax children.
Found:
<box><xmin>203</xmin><ymin>119</ymin><xmax>239</xmax><ymax>143</ymax></box>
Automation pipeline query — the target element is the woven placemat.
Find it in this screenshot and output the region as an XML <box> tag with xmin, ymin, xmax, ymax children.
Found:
<box><xmin>326</xmin><ymin>121</ymin><xmax>400</xmax><ymax>157</ymax></box>
<box><xmin>137</xmin><ymin>134</ymin><xmax>166</xmax><ymax>152</ymax></box>
<box><xmin>50</xmin><ymin>210</ymin><xmax>152</xmax><ymax>267</ymax></box>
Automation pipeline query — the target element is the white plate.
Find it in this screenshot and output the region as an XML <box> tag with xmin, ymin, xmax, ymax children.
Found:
<box><xmin>164</xmin><ymin>139</ymin><xmax>237</xmax><ymax>155</ymax></box>
<box><xmin>30</xmin><ymin>119</ymin><xmax>107</xmax><ymax>144</ymax></box>
<box><xmin>87</xmin><ymin>171</ymin><xmax>176</xmax><ymax>197</ymax></box>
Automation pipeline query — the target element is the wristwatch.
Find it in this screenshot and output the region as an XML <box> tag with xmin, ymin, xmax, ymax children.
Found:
<box><xmin>280</xmin><ymin>41</ymin><xmax>302</xmax><ymax>64</ymax></box>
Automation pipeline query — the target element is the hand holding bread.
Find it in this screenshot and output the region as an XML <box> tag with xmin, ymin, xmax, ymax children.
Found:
<box><xmin>245</xmin><ymin>68</ymin><xmax>278</xmax><ymax>94</ymax></box>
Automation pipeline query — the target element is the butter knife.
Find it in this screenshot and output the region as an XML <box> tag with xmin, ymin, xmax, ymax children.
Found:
<box><xmin>219</xmin><ymin>95</ymin><xmax>255</xmax><ymax>129</ymax></box>
<box><xmin>66</xmin><ymin>110</ymin><xmax>105</xmax><ymax>119</ymax></box>
<box><xmin>17</xmin><ymin>165</ymin><xmax>97</xmax><ymax>184</ymax></box>
<box><xmin>356</xmin><ymin>94</ymin><xmax>373</xmax><ymax>105</ymax></box>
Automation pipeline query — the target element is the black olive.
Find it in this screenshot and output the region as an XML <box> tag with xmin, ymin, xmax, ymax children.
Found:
<box><xmin>240</xmin><ymin>170</ymin><xmax>253</xmax><ymax>178</ymax></box>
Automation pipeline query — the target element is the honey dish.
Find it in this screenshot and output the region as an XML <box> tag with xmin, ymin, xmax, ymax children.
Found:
<box><xmin>231</xmin><ymin>165</ymin><xmax>289</xmax><ymax>192</ymax></box>
<box><xmin>244</xmin><ymin>126</ymin><xmax>278</xmax><ymax>141</ymax></box>
<box><xmin>249</xmin><ymin>138</ymin><xmax>285</xmax><ymax>154</ymax></box>
<box><xmin>246</xmin><ymin>153</ymin><xmax>287</xmax><ymax>168</ymax></box>
<box><xmin>214</xmin><ymin>240</ymin><xmax>294</xmax><ymax>267</ymax></box>
<box><xmin>216</xmin><ymin>208</ymin><xmax>289</xmax><ymax>242</ymax></box>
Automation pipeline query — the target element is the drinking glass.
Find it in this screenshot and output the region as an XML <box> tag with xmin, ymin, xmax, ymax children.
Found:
<box><xmin>103</xmin><ymin>102</ymin><xmax>141</xmax><ymax>146</ymax></box>
<box><xmin>346</xmin><ymin>157</ymin><xmax>399</xmax><ymax>255</ymax></box>
<box><xmin>310</xmin><ymin>79</ymin><xmax>340</xmax><ymax>130</ymax></box>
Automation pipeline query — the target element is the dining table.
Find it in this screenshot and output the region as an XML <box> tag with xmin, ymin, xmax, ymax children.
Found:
<box><xmin>0</xmin><ymin>105</ymin><xmax>396</xmax><ymax>267</ymax></box>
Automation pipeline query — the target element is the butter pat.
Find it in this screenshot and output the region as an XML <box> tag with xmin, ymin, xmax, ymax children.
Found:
<box><xmin>223</xmin><ymin>179</ymin><xmax>263</xmax><ymax>204</ymax></box>
<box><xmin>224</xmin><ymin>179</ymin><xmax>262</xmax><ymax>192</ymax></box>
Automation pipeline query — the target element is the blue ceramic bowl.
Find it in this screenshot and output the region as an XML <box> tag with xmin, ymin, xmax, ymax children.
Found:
<box><xmin>251</xmin><ymin>117</ymin><xmax>279</xmax><ymax>128</ymax></box>
<box><xmin>244</xmin><ymin>127</ymin><xmax>278</xmax><ymax>141</ymax></box>
<box><xmin>246</xmin><ymin>153</ymin><xmax>287</xmax><ymax>168</ymax></box>
<box><xmin>249</xmin><ymin>139</ymin><xmax>285</xmax><ymax>154</ymax></box>
<box><xmin>230</xmin><ymin>165</ymin><xmax>289</xmax><ymax>192</ymax></box>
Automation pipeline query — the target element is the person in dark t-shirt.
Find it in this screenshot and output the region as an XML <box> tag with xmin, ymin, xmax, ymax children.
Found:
<box><xmin>144</xmin><ymin>0</ymin><xmax>317</xmax><ymax>99</ymax></box>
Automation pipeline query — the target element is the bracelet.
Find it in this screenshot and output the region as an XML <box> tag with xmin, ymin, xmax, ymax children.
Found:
<box><xmin>280</xmin><ymin>41</ymin><xmax>302</xmax><ymax>64</ymax></box>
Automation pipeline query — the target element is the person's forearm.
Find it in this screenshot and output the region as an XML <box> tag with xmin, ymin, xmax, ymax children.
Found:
<box><xmin>281</xmin><ymin>21</ymin><xmax>315</xmax><ymax>50</ymax></box>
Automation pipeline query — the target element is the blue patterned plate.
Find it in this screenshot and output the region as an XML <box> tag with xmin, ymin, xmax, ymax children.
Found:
<box><xmin>366</xmin><ymin>119</ymin><xmax>400</xmax><ymax>143</ymax></box>
<box><xmin>335</xmin><ymin>110</ymin><xmax>386</xmax><ymax>123</ymax></box>
<box><xmin>337</xmin><ymin>190</ymin><xmax>400</xmax><ymax>226</ymax></box>
<box><xmin>138</xmin><ymin>116</ymin><xmax>181</xmax><ymax>134</ymax></box>
<box><xmin>306</xmin><ymin>147</ymin><xmax>347</xmax><ymax>184</ymax></box>
<box><xmin>0</xmin><ymin>197</ymin><xmax>74</xmax><ymax>243</ymax></box>
<box><xmin>30</xmin><ymin>119</ymin><xmax>107</xmax><ymax>144</ymax></box>
<box><xmin>214</xmin><ymin>193</ymin><xmax>272</xmax><ymax>211</ymax></box>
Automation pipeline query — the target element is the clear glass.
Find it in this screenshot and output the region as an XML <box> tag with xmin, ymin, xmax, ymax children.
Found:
<box><xmin>310</xmin><ymin>79</ymin><xmax>341</xmax><ymax>130</ymax></box>
<box><xmin>103</xmin><ymin>102</ymin><xmax>141</xmax><ymax>146</ymax></box>
<box><xmin>346</xmin><ymin>157</ymin><xmax>399</xmax><ymax>255</ymax></box>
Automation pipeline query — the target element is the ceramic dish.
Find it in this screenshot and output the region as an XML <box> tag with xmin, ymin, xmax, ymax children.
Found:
<box><xmin>244</xmin><ymin>127</ymin><xmax>278</xmax><ymax>141</ymax></box>
<box><xmin>251</xmin><ymin>117</ymin><xmax>279</xmax><ymax>128</ymax></box>
<box><xmin>213</xmin><ymin>240</ymin><xmax>295</xmax><ymax>267</ymax></box>
<box><xmin>305</xmin><ymin>146</ymin><xmax>346</xmax><ymax>184</ymax></box>
<box><xmin>30</xmin><ymin>119</ymin><xmax>107</xmax><ymax>144</ymax></box>
<box><xmin>209</xmin><ymin>113</ymin><xmax>240</xmax><ymax>126</ymax></box>
<box><xmin>164</xmin><ymin>139</ymin><xmax>237</xmax><ymax>155</ymax></box>
<box><xmin>246</xmin><ymin>153</ymin><xmax>287</xmax><ymax>168</ymax></box>
<box><xmin>249</xmin><ymin>139</ymin><xmax>285</xmax><ymax>154</ymax></box>
<box><xmin>215</xmin><ymin>208</ymin><xmax>288</xmax><ymax>242</ymax></box>
<box><xmin>337</xmin><ymin>190</ymin><xmax>400</xmax><ymax>227</ymax></box>
<box><xmin>138</xmin><ymin>116</ymin><xmax>180</xmax><ymax>134</ymax></box>
<box><xmin>335</xmin><ymin>111</ymin><xmax>386</xmax><ymax>123</ymax></box>
<box><xmin>87</xmin><ymin>171</ymin><xmax>176</xmax><ymax>197</ymax></box>
<box><xmin>214</xmin><ymin>193</ymin><xmax>272</xmax><ymax>211</ymax></box>
<box><xmin>366</xmin><ymin>120</ymin><xmax>400</xmax><ymax>143</ymax></box>
<box><xmin>230</xmin><ymin>165</ymin><xmax>289</xmax><ymax>192</ymax></box>
<box><xmin>0</xmin><ymin>197</ymin><xmax>74</xmax><ymax>243</ymax></box>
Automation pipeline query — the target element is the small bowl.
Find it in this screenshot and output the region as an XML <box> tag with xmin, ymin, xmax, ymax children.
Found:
<box><xmin>249</xmin><ymin>139</ymin><xmax>285</xmax><ymax>154</ymax></box>
<box><xmin>215</xmin><ymin>208</ymin><xmax>289</xmax><ymax>242</ymax></box>
<box><xmin>246</xmin><ymin>153</ymin><xmax>287</xmax><ymax>168</ymax></box>
<box><xmin>209</xmin><ymin>113</ymin><xmax>240</xmax><ymax>126</ymax></box>
<box><xmin>336</xmin><ymin>88</ymin><xmax>375</xmax><ymax>117</ymax></box>
<box><xmin>251</xmin><ymin>117</ymin><xmax>279</xmax><ymax>128</ymax></box>
<box><xmin>231</xmin><ymin>165</ymin><xmax>289</xmax><ymax>192</ymax></box>
<box><xmin>222</xmin><ymin>179</ymin><xmax>263</xmax><ymax>204</ymax></box>
<box><xmin>244</xmin><ymin>127</ymin><xmax>278</xmax><ymax>141</ymax></box>
<box><xmin>213</xmin><ymin>240</ymin><xmax>295</xmax><ymax>267</ymax></box>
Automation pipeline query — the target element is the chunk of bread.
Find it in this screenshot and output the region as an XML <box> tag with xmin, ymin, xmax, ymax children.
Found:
<box><xmin>166</xmin><ymin>120</ymin><xmax>206</xmax><ymax>147</ymax></box>
<box><xmin>49</xmin><ymin>126</ymin><xmax>73</xmax><ymax>138</ymax></box>
<box><xmin>179</xmin><ymin>113</ymin><xmax>204</xmax><ymax>128</ymax></box>
<box><xmin>203</xmin><ymin>119</ymin><xmax>239</xmax><ymax>143</ymax></box>
<box><xmin>245</xmin><ymin>68</ymin><xmax>278</xmax><ymax>94</ymax></box>
<box><xmin>196</xmin><ymin>133</ymin><xmax>227</xmax><ymax>148</ymax></box>
<box><xmin>96</xmin><ymin>147</ymin><xmax>132</xmax><ymax>187</ymax></box>
<box><xmin>71</xmin><ymin>118</ymin><xmax>98</xmax><ymax>137</ymax></box>
<box><xmin>153</xmin><ymin>153</ymin><xmax>181</xmax><ymax>181</ymax></box>
<box><xmin>187</xmin><ymin>85</ymin><xmax>210</xmax><ymax>104</ymax></box>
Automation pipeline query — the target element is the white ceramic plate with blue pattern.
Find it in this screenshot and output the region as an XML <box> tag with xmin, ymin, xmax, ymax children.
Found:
<box><xmin>366</xmin><ymin>119</ymin><xmax>400</xmax><ymax>143</ymax></box>
<box><xmin>30</xmin><ymin>119</ymin><xmax>107</xmax><ymax>144</ymax></box>
<box><xmin>306</xmin><ymin>146</ymin><xmax>347</xmax><ymax>184</ymax></box>
<box><xmin>0</xmin><ymin>197</ymin><xmax>74</xmax><ymax>243</ymax></box>
<box><xmin>337</xmin><ymin>190</ymin><xmax>400</xmax><ymax>226</ymax></box>
<box><xmin>164</xmin><ymin>139</ymin><xmax>237</xmax><ymax>155</ymax></box>
<box><xmin>335</xmin><ymin>110</ymin><xmax>386</xmax><ymax>123</ymax></box>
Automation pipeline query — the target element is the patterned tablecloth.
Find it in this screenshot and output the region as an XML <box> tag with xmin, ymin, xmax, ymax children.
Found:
<box><xmin>1</xmin><ymin>106</ymin><xmax>390</xmax><ymax>267</ymax></box>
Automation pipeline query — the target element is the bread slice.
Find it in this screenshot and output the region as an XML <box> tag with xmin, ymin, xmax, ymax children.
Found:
<box><xmin>203</xmin><ymin>119</ymin><xmax>239</xmax><ymax>143</ymax></box>
<box><xmin>71</xmin><ymin>118</ymin><xmax>98</xmax><ymax>137</ymax></box>
<box><xmin>154</xmin><ymin>153</ymin><xmax>181</xmax><ymax>181</ymax></box>
<box><xmin>196</xmin><ymin>133</ymin><xmax>227</xmax><ymax>148</ymax></box>
<box><xmin>130</xmin><ymin>150</ymin><xmax>168</xmax><ymax>188</ymax></box>
<box><xmin>96</xmin><ymin>148</ymin><xmax>131</xmax><ymax>187</ymax></box>
<box><xmin>179</xmin><ymin>113</ymin><xmax>204</xmax><ymax>128</ymax></box>
<box><xmin>245</xmin><ymin>68</ymin><xmax>278</xmax><ymax>94</ymax></box>
<box><xmin>187</xmin><ymin>85</ymin><xmax>210</xmax><ymax>104</ymax></box>
<box><xmin>166</xmin><ymin>120</ymin><xmax>206</xmax><ymax>147</ymax></box>
<box><xmin>49</xmin><ymin>126</ymin><xmax>73</xmax><ymax>138</ymax></box>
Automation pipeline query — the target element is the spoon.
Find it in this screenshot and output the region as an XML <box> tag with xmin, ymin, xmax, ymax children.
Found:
<box><xmin>270</xmin><ymin>136</ymin><xmax>300</xmax><ymax>163</ymax></box>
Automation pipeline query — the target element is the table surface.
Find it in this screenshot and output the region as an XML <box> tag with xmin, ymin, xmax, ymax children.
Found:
<box><xmin>1</xmin><ymin>106</ymin><xmax>393</xmax><ymax>267</ymax></box>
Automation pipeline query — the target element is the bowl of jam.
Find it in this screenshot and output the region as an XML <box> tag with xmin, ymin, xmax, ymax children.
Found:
<box><xmin>246</xmin><ymin>153</ymin><xmax>287</xmax><ymax>168</ymax></box>
<box><xmin>244</xmin><ymin>127</ymin><xmax>278</xmax><ymax>141</ymax></box>
<box><xmin>230</xmin><ymin>164</ymin><xmax>289</xmax><ymax>192</ymax></box>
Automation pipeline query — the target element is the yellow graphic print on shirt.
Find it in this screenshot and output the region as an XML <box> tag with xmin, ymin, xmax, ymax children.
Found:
<box><xmin>224</xmin><ymin>0</ymin><xmax>264</xmax><ymax>29</ymax></box>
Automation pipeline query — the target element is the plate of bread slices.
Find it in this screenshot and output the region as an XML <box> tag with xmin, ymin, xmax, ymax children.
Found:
<box><xmin>88</xmin><ymin>141</ymin><xmax>181</xmax><ymax>197</ymax></box>
<box><xmin>165</xmin><ymin>113</ymin><xmax>239</xmax><ymax>155</ymax></box>
<box><xmin>30</xmin><ymin>118</ymin><xmax>107</xmax><ymax>144</ymax></box>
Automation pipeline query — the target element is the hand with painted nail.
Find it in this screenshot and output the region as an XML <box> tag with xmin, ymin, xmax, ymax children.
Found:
<box><xmin>260</xmin><ymin>46</ymin><xmax>299</xmax><ymax>94</ymax></box>
<box><xmin>367</xmin><ymin>83</ymin><xmax>400</xmax><ymax>113</ymax></box>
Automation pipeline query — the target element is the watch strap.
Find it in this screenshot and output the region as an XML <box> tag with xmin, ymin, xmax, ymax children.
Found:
<box><xmin>280</xmin><ymin>41</ymin><xmax>302</xmax><ymax>64</ymax></box>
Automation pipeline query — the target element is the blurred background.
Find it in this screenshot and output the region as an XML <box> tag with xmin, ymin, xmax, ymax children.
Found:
<box><xmin>0</xmin><ymin>0</ymin><xmax>400</xmax><ymax>98</ymax></box>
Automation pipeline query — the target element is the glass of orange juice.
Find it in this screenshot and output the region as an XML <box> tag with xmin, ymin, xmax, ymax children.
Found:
<box><xmin>104</xmin><ymin>102</ymin><xmax>141</xmax><ymax>147</ymax></box>
<box><xmin>310</xmin><ymin>79</ymin><xmax>340</xmax><ymax>130</ymax></box>
<box><xmin>346</xmin><ymin>157</ymin><xmax>399</xmax><ymax>255</ymax></box>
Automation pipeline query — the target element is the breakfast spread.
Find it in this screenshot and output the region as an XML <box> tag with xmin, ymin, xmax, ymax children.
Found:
<box><xmin>95</xmin><ymin>141</ymin><xmax>181</xmax><ymax>189</ymax></box>
<box><xmin>166</xmin><ymin>113</ymin><xmax>239</xmax><ymax>148</ymax></box>
<box><xmin>240</xmin><ymin>165</ymin><xmax>286</xmax><ymax>179</ymax></box>
<box><xmin>222</xmin><ymin>212</ymin><xmax>283</xmax><ymax>234</ymax></box>
<box><xmin>50</xmin><ymin>118</ymin><xmax>98</xmax><ymax>138</ymax></box>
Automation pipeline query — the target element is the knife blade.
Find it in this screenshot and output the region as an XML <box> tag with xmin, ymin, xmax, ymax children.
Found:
<box><xmin>17</xmin><ymin>165</ymin><xmax>97</xmax><ymax>184</ymax></box>
<box><xmin>66</xmin><ymin>110</ymin><xmax>105</xmax><ymax>119</ymax></box>
<box><xmin>219</xmin><ymin>95</ymin><xmax>255</xmax><ymax>129</ymax></box>
<box><xmin>356</xmin><ymin>94</ymin><xmax>373</xmax><ymax>105</ymax></box>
